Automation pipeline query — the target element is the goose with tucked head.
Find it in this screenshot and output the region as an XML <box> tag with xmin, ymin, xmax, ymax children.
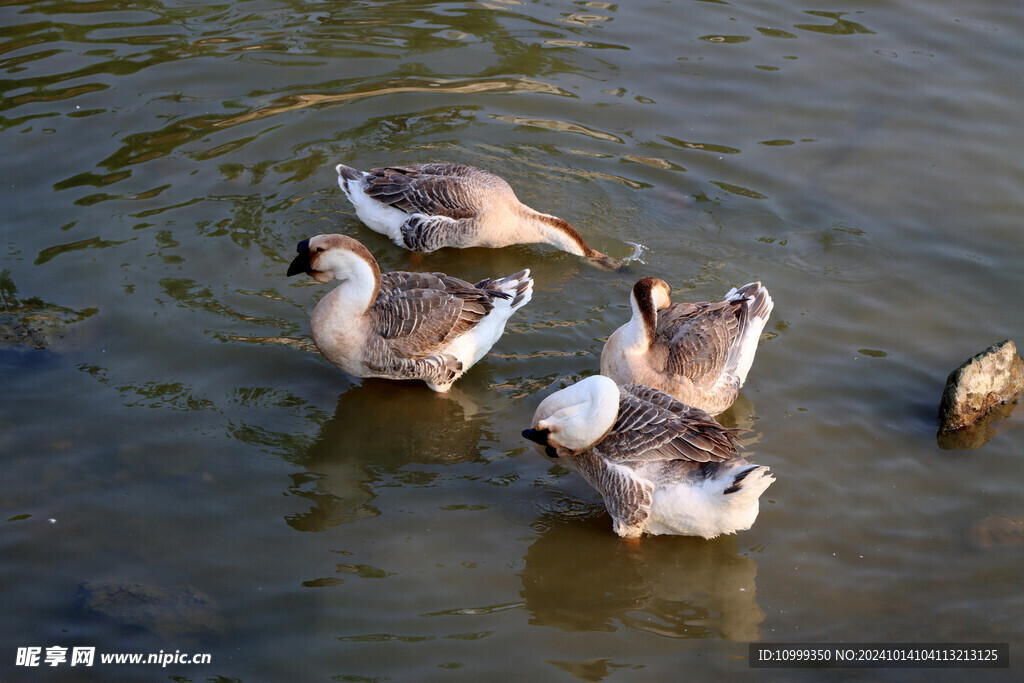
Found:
<box><xmin>601</xmin><ymin>278</ymin><xmax>774</xmax><ymax>415</ymax></box>
<box><xmin>287</xmin><ymin>234</ymin><xmax>533</xmax><ymax>392</ymax></box>
<box><xmin>524</xmin><ymin>375</ymin><xmax>774</xmax><ymax>539</ymax></box>
<box><xmin>336</xmin><ymin>162</ymin><xmax>625</xmax><ymax>269</ymax></box>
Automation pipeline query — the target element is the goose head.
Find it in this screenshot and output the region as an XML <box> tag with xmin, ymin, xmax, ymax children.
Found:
<box><xmin>287</xmin><ymin>234</ymin><xmax>381</xmax><ymax>285</ymax></box>
<box><xmin>523</xmin><ymin>375</ymin><xmax>620</xmax><ymax>458</ymax></box>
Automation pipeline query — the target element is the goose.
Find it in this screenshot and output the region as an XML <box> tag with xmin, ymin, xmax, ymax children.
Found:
<box><xmin>601</xmin><ymin>278</ymin><xmax>773</xmax><ymax>415</ymax></box>
<box><xmin>286</xmin><ymin>234</ymin><xmax>533</xmax><ymax>392</ymax></box>
<box><xmin>335</xmin><ymin>162</ymin><xmax>623</xmax><ymax>269</ymax></box>
<box><xmin>523</xmin><ymin>375</ymin><xmax>774</xmax><ymax>539</ymax></box>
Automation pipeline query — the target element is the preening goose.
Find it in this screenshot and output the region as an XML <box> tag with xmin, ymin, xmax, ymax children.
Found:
<box><xmin>335</xmin><ymin>162</ymin><xmax>623</xmax><ymax>269</ymax></box>
<box><xmin>601</xmin><ymin>278</ymin><xmax>773</xmax><ymax>415</ymax></box>
<box><xmin>523</xmin><ymin>375</ymin><xmax>774</xmax><ymax>539</ymax></box>
<box><xmin>287</xmin><ymin>234</ymin><xmax>533</xmax><ymax>392</ymax></box>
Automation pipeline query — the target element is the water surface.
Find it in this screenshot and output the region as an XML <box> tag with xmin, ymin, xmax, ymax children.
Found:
<box><xmin>2</xmin><ymin>0</ymin><xmax>1023</xmax><ymax>680</ymax></box>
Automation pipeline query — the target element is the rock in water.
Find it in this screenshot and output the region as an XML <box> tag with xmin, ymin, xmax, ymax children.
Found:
<box><xmin>966</xmin><ymin>514</ymin><xmax>1024</xmax><ymax>549</ymax></box>
<box><xmin>938</xmin><ymin>339</ymin><xmax>1024</xmax><ymax>432</ymax></box>
<box><xmin>78</xmin><ymin>581</ymin><xmax>223</xmax><ymax>641</ymax></box>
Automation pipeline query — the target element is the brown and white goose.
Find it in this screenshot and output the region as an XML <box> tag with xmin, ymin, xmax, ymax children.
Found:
<box><xmin>287</xmin><ymin>234</ymin><xmax>533</xmax><ymax>392</ymax></box>
<box><xmin>523</xmin><ymin>375</ymin><xmax>774</xmax><ymax>539</ymax></box>
<box><xmin>600</xmin><ymin>278</ymin><xmax>773</xmax><ymax>415</ymax></box>
<box><xmin>335</xmin><ymin>162</ymin><xmax>622</xmax><ymax>269</ymax></box>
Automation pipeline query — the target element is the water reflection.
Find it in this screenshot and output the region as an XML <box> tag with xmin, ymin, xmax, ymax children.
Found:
<box><xmin>286</xmin><ymin>383</ymin><xmax>489</xmax><ymax>532</ymax></box>
<box><xmin>546</xmin><ymin>657</ymin><xmax>636</xmax><ymax>682</ymax></box>
<box><xmin>713</xmin><ymin>393</ymin><xmax>762</xmax><ymax>450</ymax></box>
<box><xmin>213</xmin><ymin>76</ymin><xmax>572</xmax><ymax>129</ymax></box>
<box><xmin>937</xmin><ymin>399</ymin><xmax>1021</xmax><ymax>450</ymax></box>
<box><xmin>519</xmin><ymin>512</ymin><xmax>765</xmax><ymax>641</ymax></box>
<box><xmin>794</xmin><ymin>11</ymin><xmax>875</xmax><ymax>36</ymax></box>
<box><xmin>5</xmin><ymin>0</ymin><xmax>644</xmax><ymax>235</ymax></box>
<box><xmin>490</xmin><ymin>114</ymin><xmax>623</xmax><ymax>143</ymax></box>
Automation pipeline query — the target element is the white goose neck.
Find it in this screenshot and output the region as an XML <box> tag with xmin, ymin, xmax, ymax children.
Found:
<box><xmin>320</xmin><ymin>248</ymin><xmax>380</xmax><ymax>318</ymax></box>
<box><xmin>619</xmin><ymin>288</ymin><xmax>655</xmax><ymax>354</ymax></box>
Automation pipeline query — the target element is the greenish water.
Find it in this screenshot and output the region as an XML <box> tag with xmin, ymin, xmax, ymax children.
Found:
<box><xmin>2</xmin><ymin>0</ymin><xmax>1023</xmax><ymax>680</ymax></box>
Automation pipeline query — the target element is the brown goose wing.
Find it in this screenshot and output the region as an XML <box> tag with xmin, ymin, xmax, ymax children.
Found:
<box><xmin>597</xmin><ymin>384</ymin><xmax>740</xmax><ymax>463</ymax></box>
<box><xmin>658</xmin><ymin>300</ymin><xmax>739</xmax><ymax>382</ymax></box>
<box><xmin>361</xmin><ymin>164</ymin><xmax>511</xmax><ymax>219</ymax></box>
<box><xmin>370</xmin><ymin>271</ymin><xmax>506</xmax><ymax>357</ymax></box>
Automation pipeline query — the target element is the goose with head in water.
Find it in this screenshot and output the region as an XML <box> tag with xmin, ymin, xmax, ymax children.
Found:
<box><xmin>335</xmin><ymin>162</ymin><xmax>623</xmax><ymax>269</ymax></box>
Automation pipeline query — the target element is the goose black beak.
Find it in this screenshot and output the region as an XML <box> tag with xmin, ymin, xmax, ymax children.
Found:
<box><xmin>287</xmin><ymin>239</ymin><xmax>311</xmax><ymax>277</ymax></box>
<box><xmin>522</xmin><ymin>428</ymin><xmax>559</xmax><ymax>459</ymax></box>
<box><xmin>522</xmin><ymin>428</ymin><xmax>549</xmax><ymax>445</ymax></box>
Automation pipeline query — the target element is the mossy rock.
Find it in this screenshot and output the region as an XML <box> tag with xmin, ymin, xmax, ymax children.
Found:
<box><xmin>938</xmin><ymin>339</ymin><xmax>1024</xmax><ymax>432</ymax></box>
<box><xmin>1</xmin><ymin>271</ymin><xmax>97</xmax><ymax>350</ymax></box>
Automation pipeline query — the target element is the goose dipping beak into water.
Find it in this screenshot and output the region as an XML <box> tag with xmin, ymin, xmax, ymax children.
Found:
<box><xmin>287</xmin><ymin>234</ymin><xmax>533</xmax><ymax>392</ymax></box>
<box><xmin>335</xmin><ymin>162</ymin><xmax>643</xmax><ymax>270</ymax></box>
<box><xmin>523</xmin><ymin>375</ymin><xmax>774</xmax><ymax>539</ymax></box>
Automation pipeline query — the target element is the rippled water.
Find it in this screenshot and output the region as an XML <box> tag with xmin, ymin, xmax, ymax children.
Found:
<box><xmin>2</xmin><ymin>0</ymin><xmax>1023</xmax><ymax>680</ymax></box>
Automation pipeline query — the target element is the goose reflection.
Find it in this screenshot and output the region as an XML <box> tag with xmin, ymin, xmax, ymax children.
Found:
<box><xmin>715</xmin><ymin>393</ymin><xmax>760</xmax><ymax>441</ymax></box>
<box><xmin>519</xmin><ymin>508</ymin><xmax>766</xmax><ymax>641</ymax></box>
<box><xmin>286</xmin><ymin>381</ymin><xmax>488</xmax><ymax>532</ymax></box>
